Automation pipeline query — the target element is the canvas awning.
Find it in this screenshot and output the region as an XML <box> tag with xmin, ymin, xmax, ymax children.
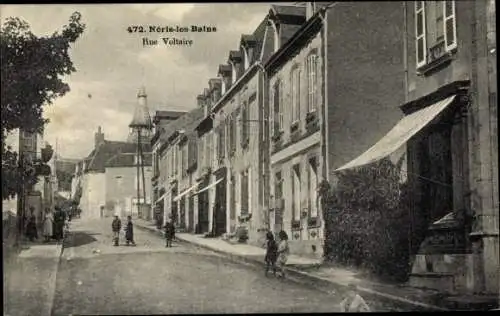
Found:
<box><xmin>335</xmin><ymin>95</ymin><xmax>457</xmax><ymax>172</ymax></box>
<box><xmin>194</xmin><ymin>178</ymin><xmax>223</xmax><ymax>195</ymax></box>
<box><xmin>173</xmin><ymin>182</ymin><xmax>201</xmax><ymax>202</ymax></box>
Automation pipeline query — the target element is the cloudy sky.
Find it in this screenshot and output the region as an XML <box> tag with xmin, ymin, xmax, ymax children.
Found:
<box><xmin>0</xmin><ymin>3</ymin><xmax>283</xmax><ymax>159</ymax></box>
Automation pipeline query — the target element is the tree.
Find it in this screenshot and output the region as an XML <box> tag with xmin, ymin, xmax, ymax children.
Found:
<box><xmin>1</xmin><ymin>12</ymin><xmax>85</xmax><ymax>200</ymax></box>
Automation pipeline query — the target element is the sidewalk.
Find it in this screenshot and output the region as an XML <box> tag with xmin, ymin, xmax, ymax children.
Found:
<box><xmin>3</xmin><ymin>231</ymin><xmax>64</xmax><ymax>316</ymax></box>
<box><xmin>135</xmin><ymin>219</ymin><xmax>466</xmax><ymax>311</ymax></box>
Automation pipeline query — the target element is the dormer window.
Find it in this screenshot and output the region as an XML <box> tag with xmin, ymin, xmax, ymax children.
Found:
<box><xmin>306</xmin><ymin>2</ymin><xmax>316</xmax><ymax>20</ymax></box>
<box><xmin>230</xmin><ymin>62</ymin><xmax>237</xmax><ymax>84</ymax></box>
<box><xmin>220</xmin><ymin>76</ymin><xmax>227</xmax><ymax>94</ymax></box>
<box><xmin>270</xmin><ymin>20</ymin><xmax>280</xmax><ymax>52</ymax></box>
<box><xmin>242</xmin><ymin>46</ymin><xmax>250</xmax><ymax>70</ymax></box>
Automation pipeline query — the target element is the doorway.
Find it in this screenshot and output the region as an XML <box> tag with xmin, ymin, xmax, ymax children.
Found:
<box><xmin>213</xmin><ymin>179</ymin><xmax>227</xmax><ymax>237</ymax></box>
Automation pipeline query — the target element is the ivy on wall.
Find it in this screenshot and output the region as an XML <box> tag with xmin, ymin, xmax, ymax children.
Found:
<box><xmin>320</xmin><ymin>156</ymin><xmax>413</xmax><ymax>282</ymax></box>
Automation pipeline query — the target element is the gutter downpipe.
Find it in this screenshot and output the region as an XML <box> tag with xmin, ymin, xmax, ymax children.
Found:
<box><xmin>402</xmin><ymin>0</ymin><xmax>414</xmax><ymax>275</ymax></box>
<box><xmin>254</xmin><ymin>62</ymin><xmax>269</xmax><ymax>230</ymax></box>
<box><xmin>318</xmin><ymin>4</ymin><xmax>335</xmax><ymax>251</ymax></box>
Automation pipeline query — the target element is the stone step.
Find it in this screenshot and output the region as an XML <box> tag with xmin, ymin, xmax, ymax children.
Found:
<box><xmin>408</xmin><ymin>272</ymin><xmax>455</xmax><ymax>293</ymax></box>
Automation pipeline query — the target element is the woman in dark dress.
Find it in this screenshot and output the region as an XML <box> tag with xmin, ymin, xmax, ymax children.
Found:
<box><xmin>26</xmin><ymin>214</ymin><xmax>38</xmax><ymax>242</ymax></box>
<box><xmin>264</xmin><ymin>231</ymin><xmax>278</xmax><ymax>277</ymax></box>
<box><xmin>125</xmin><ymin>216</ymin><xmax>136</xmax><ymax>246</ymax></box>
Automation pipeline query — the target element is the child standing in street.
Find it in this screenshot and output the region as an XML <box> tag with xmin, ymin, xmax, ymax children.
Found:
<box><xmin>264</xmin><ymin>231</ymin><xmax>278</xmax><ymax>277</ymax></box>
<box><xmin>339</xmin><ymin>283</ymin><xmax>371</xmax><ymax>312</ymax></box>
<box><xmin>111</xmin><ymin>215</ymin><xmax>121</xmax><ymax>246</ymax></box>
<box><xmin>125</xmin><ymin>216</ymin><xmax>136</xmax><ymax>246</ymax></box>
<box><xmin>276</xmin><ymin>230</ymin><xmax>289</xmax><ymax>279</ymax></box>
<box><xmin>164</xmin><ymin>218</ymin><xmax>175</xmax><ymax>248</ymax></box>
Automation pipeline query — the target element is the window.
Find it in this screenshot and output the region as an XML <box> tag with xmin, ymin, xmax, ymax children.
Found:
<box><xmin>241</xmin><ymin>169</ymin><xmax>249</xmax><ymax>215</ymax></box>
<box><xmin>274</xmin><ymin>171</ymin><xmax>283</xmax><ymax>199</ymax></box>
<box><xmin>153</xmin><ymin>152</ymin><xmax>159</xmax><ymax>176</ymax></box>
<box><xmin>272</xmin><ymin>80</ymin><xmax>284</xmax><ymax>136</ymax></box>
<box><xmin>308</xmin><ymin>157</ymin><xmax>318</xmax><ymax>218</ymax></box>
<box><xmin>230</xmin><ymin>174</ymin><xmax>236</xmax><ymax>221</ymax></box>
<box><xmin>228</xmin><ymin>115</ymin><xmax>236</xmax><ymax>155</ymax></box>
<box><xmin>177</xmin><ymin>145</ymin><xmax>182</xmax><ymax>176</ymax></box>
<box><xmin>218</xmin><ymin>123</ymin><xmax>226</xmax><ymax>160</ymax></box>
<box><xmin>415</xmin><ymin>1</ymin><xmax>457</xmax><ymax>69</ymax></box>
<box><xmin>271</xmin><ymin>20</ymin><xmax>280</xmax><ymax>52</ymax></box>
<box><xmin>292</xmin><ymin>164</ymin><xmax>301</xmax><ymax>222</ymax></box>
<box><xmin>242</xmin><ymin>46</ymin><xmax>250</xmax><ymax>70</ymax></box>
<box><xmin>188</xmin><ymin>138</ymin><xmax>197</xmax><ymax>169</ymax></box>
<box><xmin>306</xmin><ymin>2</ymin><xmax>316</xmax><ymax>19</ymax></box>
<box><xmin>183</xmin><ymin>144</ymin><xmax>188</xmax><ymax>176</ymax></box>
<box><xmin>231</xmin><ymin>62</ymin><xmax>237</xmax><ymax>84</ymax></box>
<box><xmin>241</xmin><ymin>101</ymin><xmax>249</xmax><ymax>147</ymax></box>
<box><xmin>444</xmin><ymin>1</ymin><xmax>457</xmax><ymax>51</ymax></box>
<box><xmin>290</xmin><ymin>66</ymin><xmax>301</xmax><ymax>124</ymax></box>
<box><xmin>306</xmin><ymin>53</ymin><xmax>318</xmax><ymax>113</ymax></box>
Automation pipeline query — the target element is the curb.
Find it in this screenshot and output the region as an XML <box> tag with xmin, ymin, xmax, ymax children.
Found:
<box><xmin>175</xmin><ymin>234</ymin><xmax>449</xmax><ymax>311</ymax></box>
<box><xmin>136</xmin><ymin>223</ymin><xmax>448</xmax><ymax>311</ymax></box>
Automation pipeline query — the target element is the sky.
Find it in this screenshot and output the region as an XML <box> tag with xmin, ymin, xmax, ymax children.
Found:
<box><xmin>0</xmin><ymin>3</ymin><xmax>284</xmax><ymax>159</ymax></box>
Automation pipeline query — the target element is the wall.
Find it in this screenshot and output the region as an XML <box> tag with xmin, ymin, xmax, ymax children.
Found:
<box><xmin>406</xmin><ymin>0</ymin><xmax>498</xmax><ymax>295</ymax></box>
<box><xmin>267</xmin><ymin>27</ymin><xmax>324</xmax><ymax>257</ymax></box>
<box><xmin>105</xmin><ymin>166</ymin><xmax>152</xmax><ymax>218</ymax></box>
<box><xmin>81</xmin><ymin>172</ymin><xmax>106</xmax><ymax>219</ymax></box>
<box><xmin>325</xmin><ymin>2</ymin><xmax>405</xmax><ymax>176</ymax></box>
<box><xmin>212</xmin><ymin>71</ymin><xmax>264</xmax><ymax>242</ymax></box>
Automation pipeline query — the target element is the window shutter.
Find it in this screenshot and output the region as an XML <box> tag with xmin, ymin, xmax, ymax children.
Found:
<box><xmin>296</xmin><ymin>68</ymin><xmax>301</xmax><ymax>119</ymax></box>
<box><xmin>444</xmin><ymin>1</ymin><xmax>457</xmax><ymax>51</ymax></box>
<box><xmin>278</xmin><ymin>81</ymin><xmax>284</xmax><ymax>131</ymax></box>
<box><xmin>273</xmin><ymin>82</ymin><xmax>281</xmax><ymax>135</ymax></box>
<box><xmin>415</xmin><ymin>1</ymin><xmax>427</xmax><ymax>68</ymax></box>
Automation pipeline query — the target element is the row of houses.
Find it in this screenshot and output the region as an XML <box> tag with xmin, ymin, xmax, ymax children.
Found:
<box><xmin>148</xmin><ymin>2</ymin><xmax>497</xmax><ymax>296</ymax></box>
<box><xmin>60</xmin><ymin>1</ymin><xmax>496</xmax><ymax>297</ymax></box>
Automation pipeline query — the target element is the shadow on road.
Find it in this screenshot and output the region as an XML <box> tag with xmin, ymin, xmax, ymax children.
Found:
<box><xmin>64</xmin><ymin>231</ymin><xmax>99</xmax><ymax>248</ymax></box>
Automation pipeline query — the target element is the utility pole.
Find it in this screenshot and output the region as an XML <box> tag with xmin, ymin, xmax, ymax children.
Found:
<box><xmin>129</xmin><ymin>86</ymin><xmax>152</xmax><ymax>220</ymax></box>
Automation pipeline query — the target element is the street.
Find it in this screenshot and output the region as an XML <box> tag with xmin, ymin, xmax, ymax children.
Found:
<box><xmin>51</xmin><ymin>218</ymin><xmax>344</xmax><ymax>314</ymax></box>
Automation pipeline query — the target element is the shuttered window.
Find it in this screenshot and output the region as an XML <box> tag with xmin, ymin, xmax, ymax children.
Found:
<box><xmin>291</xmin><ymin>66</ymin><xmax>301</xmax><ymax>122</ymax></box>
<box><xmin>415</xmin><ymin>1</ymin><xmax>427</xmax><ymax>68</ymax></box>
<box><xmin>443</xmin><ymin>1</ymin><xmax>457</xmax><ymax>51</ymax></box>
<box><xmin>272</xmin><ymin>80</ymin><xmax>283</xmax><ymax>136</ymax></box>
<box><xmin>306</xmin><ymin>54</ymin><xmax>318</xmax><ymax>113</ymax></box>
<box><xmin>240</xmin><ymin>170</ymin><xmax>249</xmax><ymax>215</ymax></box>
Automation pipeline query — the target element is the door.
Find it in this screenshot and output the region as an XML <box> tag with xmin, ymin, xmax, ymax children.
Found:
<box><xmin>198</xmin><ymin>190</ymin><xmax>209</xmax><ymax>233</ymax></box>
<box><xmin>214</xmin><ymin>179</ymin><xmax>227</xmax><ymax>236</ymax></box>
<box><xmin>188</xmin><ymin>195</ymin><xmax>194</xmax><ymax>233</ymax></box>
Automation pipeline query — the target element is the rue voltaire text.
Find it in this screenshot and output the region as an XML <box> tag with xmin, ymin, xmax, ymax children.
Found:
<box><xmin>142</xmin><ymin>37</ymin><xmax>194</xmax><ymax>47</ymax></box>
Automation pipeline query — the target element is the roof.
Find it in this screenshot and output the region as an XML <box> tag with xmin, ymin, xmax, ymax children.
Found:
<box><xmin>153</xmin><ymin>110</ymin><xmax>187</xmax><ymax>122</ymax></box>
<box><xmin>218</xmin><ymin>64</ymin><xmax>232</xmax><ymax>75</ymax></box>
<box><xmin>105</xmin><ymin>152</ymin><xmax>152</xmax><ymax>168</ymax></box>
<box><xmin>85</xmin><ymin>140</ymin><xmax>151</xmax><ymax>173</ymax></box>
<box><xmin>270</xmin><ymin>4</ymin><xmax>306</xmax><ymax>18</ymax></box>
<box><xmin>158</xmin><ymin>107</ymin><xmax>205</xmax><ymax>153</ymax></box>
<box><xmin>55</xmin><ymin>159</ymin><xmax>78</xmax><ymax>175</ymax></box>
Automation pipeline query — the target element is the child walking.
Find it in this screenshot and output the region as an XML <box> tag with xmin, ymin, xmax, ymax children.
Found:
<box><xmin>264</xmin><ymin>231</ymin><xmax>278</xmax><ymax>277</ymax></box>
<box><xmin>164</xmin><ymin>218</ymin><xmax>175</xmax><ymax>248</ymax></box>
<box><xmin>339</xmin><ymin>283</ymin><xmax>371</xmax><ymax>312</ymax></box>
<box><xmin>111</xmin><ymin>215</ymin><xmax>121</xmax><ymax>246</ymax></box>
<box><xmin>276</xmin><ymin>230</ymin><xmax>289</xmax><ymax>278</ymax></box>
<box><xmin>125</xmin><ymin>216</ymin><xmax>136</xmax><ymax>246</ymax></box>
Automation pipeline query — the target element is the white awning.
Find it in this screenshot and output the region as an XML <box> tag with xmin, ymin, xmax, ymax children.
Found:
<box><xmin>155</xmin><ymin>191</ymin><xmax>168</xmax><ymax>203</ymax></box>
<box><xmin>173</xmin><ymin>182</ymin><xmax>201</xmax><ymax>202</ymax></box>
<box><xmin>194</xmin><ymin>178</ymin><xmax>223</xmax><ymax>195</ymax></box>
<box><xmin>335</xmin><ymin>95</ymin><xmax>457</xmax><ymax>172</ymax></box>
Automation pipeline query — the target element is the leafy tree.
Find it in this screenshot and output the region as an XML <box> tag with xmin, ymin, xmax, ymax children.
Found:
<box><xmin>1</xmin><ymin>12</ymin><xmax>85</xmax><ymax>201</ymax></box>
